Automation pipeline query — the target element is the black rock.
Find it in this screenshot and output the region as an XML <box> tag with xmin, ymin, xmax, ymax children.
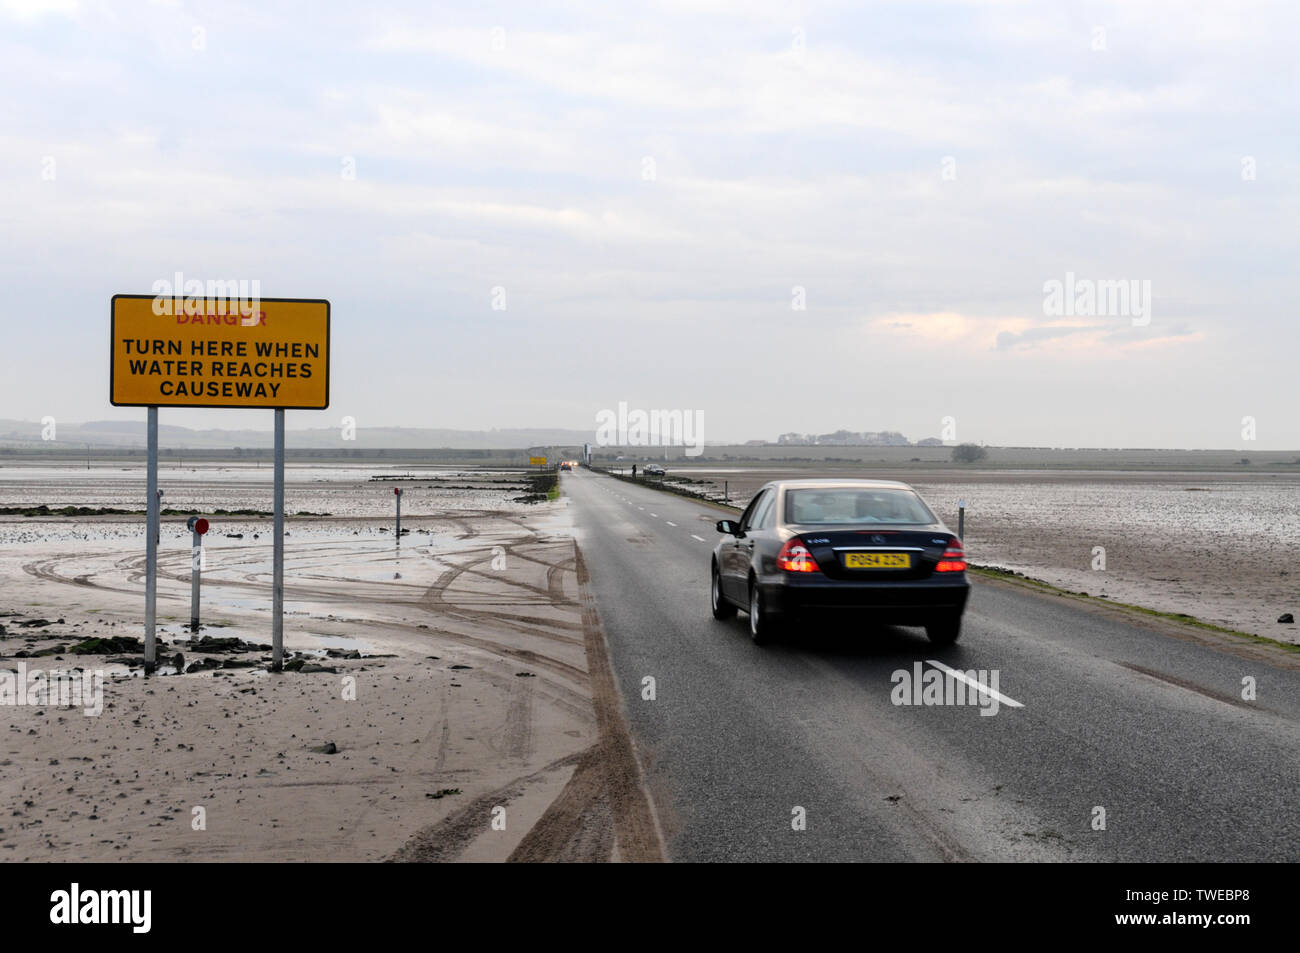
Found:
<box><xmin>70</xmin><ymin>636</ymin><xmax>143</xmax><ymax>655</ymax></box>
<box><xmin>28</xmin><ymin>644</ymin><xmax>68</xmax><ymax>657</ymax></box>
<box><xmin>189</xmin><ymin>636</ymin><xmax>250</xmax><ymax>654</ymax></box>
<box><xmin>1279</xmin><ymin>613</ymin><xmax>1294</xmax><ymax>624</ymax></box>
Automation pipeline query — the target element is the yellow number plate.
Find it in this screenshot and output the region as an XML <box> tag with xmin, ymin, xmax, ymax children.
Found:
<box><xmin>844</xmin><ymin>552</ymin><xmax>911</xmax><ymax>569</ymax></box>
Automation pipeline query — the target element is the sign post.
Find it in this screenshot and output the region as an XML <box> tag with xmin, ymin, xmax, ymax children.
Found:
<box><xmin>272</xmin><ymin>409</ymin><xmax>285</xmax><ymax>671</ymax></box>
<box><xmin>111</xmin><ymin>295</ymin><xmax>329</xmax><ymax>675</ymax></box>
<box><xmin>144</xmin><ymin>407</ymin><xmax>159</xmax><ymax>674</ymax></box>
<box><xmin>394</xmin><ymin>487</ymin><xmax>402</xmax><ymax>542</ymax></box>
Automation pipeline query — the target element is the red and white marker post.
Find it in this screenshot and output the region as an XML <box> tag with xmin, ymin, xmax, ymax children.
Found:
<box><xmin>187</xmin><ymin>515</ymin><xmax>210</xmax><ymax>632</ymax></box>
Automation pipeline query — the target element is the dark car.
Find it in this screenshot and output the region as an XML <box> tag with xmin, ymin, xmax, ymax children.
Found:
<box><xmin>710</xmin><ymin>479</ymin><xmax>969</xmax><ymax>645</ymax></box>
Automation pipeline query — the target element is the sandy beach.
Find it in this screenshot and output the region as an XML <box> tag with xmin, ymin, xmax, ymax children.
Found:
<box><xmin>0</xmin><ymin>467</ymin><xmax>662</xmax><ymax>862</ymax></box>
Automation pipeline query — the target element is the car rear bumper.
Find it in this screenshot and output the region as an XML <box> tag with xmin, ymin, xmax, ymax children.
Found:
<box><xmin>760</xmin><ymin>572</ymin><xmax>970</xmax><ymax>620</ymax></box>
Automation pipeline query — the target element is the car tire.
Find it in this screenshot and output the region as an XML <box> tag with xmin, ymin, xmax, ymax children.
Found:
<box><xmin>711</xmin><ymin>562</ymin><xmax>736</xmax><ymax>620</ymax></box>
<box><xmin>748</xmin><ymin>580</ymin><xmax>778</xmax><ymax>645</ymax></box>
<box><xmin>925</xmin><ymin>611</ymin><xmax>963</xmax><ymax>645</ymax></box>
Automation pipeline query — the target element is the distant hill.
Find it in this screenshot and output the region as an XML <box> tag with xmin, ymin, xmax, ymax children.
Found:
<box><xmin>0</xmin><ymin>419</ymin><xmax>597</xmax><ymax>450</ymax></box>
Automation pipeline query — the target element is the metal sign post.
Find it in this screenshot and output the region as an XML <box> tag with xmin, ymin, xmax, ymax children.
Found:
<box><xmin>272</xmin><ymin>409</ymin><xmax>285</xmax><ymax>672</ymax></box>
<box><xmin>394</xmin><ymin>487</ymin><xmax>402</xmax><ymax>542</ymax></box>
<box><xmin>112</xmin><ymin>295</ymin><xmax>328</xmax><ymax>677</ymax></box>
<box><xmin>144</xmin><ymin>407</ymin><xmax>159</xmax><ymax>674</ymax></box>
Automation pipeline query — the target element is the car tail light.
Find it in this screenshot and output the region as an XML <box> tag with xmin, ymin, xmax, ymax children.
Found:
<box><xmin>935</xmin><ymin>539</ymin><xmax>967</xmax><ymax>573</ymax></box>
<box><xmin>777</xmin><ymin>538</ymin><xmax>820</xmax><ymax>573</ymax></box>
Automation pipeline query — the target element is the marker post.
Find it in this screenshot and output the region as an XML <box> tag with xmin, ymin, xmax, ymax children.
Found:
<box><xmin>188</xmin><ymin>516</ymin><xmax>209</xmax><ymax>631</ymax></box>
<box><xmin>394</xmin><ymin>487</ymin><xmax>402</xmax><ymax>542</ymax></box>
<box><xmin>958</xmin><ymin>499</ymin><xmax>967</xmax><ymax>540</ymax></box>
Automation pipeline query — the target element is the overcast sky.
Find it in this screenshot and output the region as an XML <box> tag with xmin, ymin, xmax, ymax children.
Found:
<box><xmin>1</xmin><ymin>0</ymin><xmax>1296</xmax><ymax>448</ymax></box>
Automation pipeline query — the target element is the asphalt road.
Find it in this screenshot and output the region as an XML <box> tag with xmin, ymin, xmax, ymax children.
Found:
<box><xmin>565</xmin><ymin>467</ymin><xmax>1300</xmax><ymax>862</ymax></box>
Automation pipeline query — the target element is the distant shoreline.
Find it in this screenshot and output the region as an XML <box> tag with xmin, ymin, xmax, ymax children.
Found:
<box><xmin>2</xmin><ymin>444</ymin><xmax>1299</xmax><ymax>472</ymax></box>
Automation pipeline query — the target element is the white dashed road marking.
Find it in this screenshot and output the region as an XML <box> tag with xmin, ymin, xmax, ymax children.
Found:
<box><xmin>925</xmin><ymin>659</ymin><xmax>1025</xmax><ymax>709</ymax></box>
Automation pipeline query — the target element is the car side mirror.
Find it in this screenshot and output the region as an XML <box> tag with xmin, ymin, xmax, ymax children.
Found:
<box><xmin>716</xmin><ymin>519</ymin><xmax>740</xmax><ymax>536</ymax></box>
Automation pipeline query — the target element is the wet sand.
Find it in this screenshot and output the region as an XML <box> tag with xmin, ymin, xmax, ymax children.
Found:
<box><xmin>0</xmin><ymin>467</ymin><xmax>662</xmax><ymax>862</ymax></box>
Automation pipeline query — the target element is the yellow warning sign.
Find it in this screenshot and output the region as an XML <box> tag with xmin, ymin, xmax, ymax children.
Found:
<box><xmin>111</xmin><ymin>295</ymin><xmax>330</xmax><ymax>408</ymax></box>
<box><xmin>529</xmin><ymin>456</ymin><xmax>548</xmax><ymax>465</ymax></box>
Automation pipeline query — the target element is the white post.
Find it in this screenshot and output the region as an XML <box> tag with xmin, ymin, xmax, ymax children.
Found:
<box><xmin>144</xmin><ymin>406</ymin><xmax>158</xmax><ymax>674</ymax></box>
<box><xmin>272</xmin><ymin>409</ymin><xmax>285</xmax><ymax>671</ymax></box>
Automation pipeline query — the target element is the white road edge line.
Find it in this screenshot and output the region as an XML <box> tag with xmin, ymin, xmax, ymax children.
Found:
<box><xmin>925</xmin><ymin>659</ymin><xmax>1024</xmax><ymax>709</ymax></box>
<box><xmin>691</xmin><ymin>534</ymin><xmax>706</xmax><ymax>542</ymax></box>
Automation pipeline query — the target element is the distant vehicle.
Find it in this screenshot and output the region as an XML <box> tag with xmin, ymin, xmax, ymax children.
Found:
<box><xmin>710</xmin><ymin>479</ymin><xmax>969</xmax><ymax>645</ymax></box>
<box><xmin>644</xmin><ymin>464</ymin><xmax>666</xmax><ymax>476</ymax></box>
<box><xmin>559</xmin><ymin>461</ymin><xmax>573</xmax><ymax>471</ymax></box>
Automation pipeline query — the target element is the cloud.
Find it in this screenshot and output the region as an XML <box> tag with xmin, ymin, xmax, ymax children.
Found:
<box><xmin>995</xmin><ymin>324</ymin><xmax>1101</xmax><ymax>350</ymax></box>
<box><xmin>0</xmin><ymin>0</ymin><xmax>79</xmax><ymax>19</ymax></box>
<box><xmin>0</xmin><ymin>1</ymin><xmax>1297</xmax><ymax>447</ymax></box>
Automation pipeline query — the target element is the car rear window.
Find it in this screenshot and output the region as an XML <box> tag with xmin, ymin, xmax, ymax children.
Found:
<box><xmin>784</xmin><ymin>488</ymin><xmax>935</xmax><ymax>525</ymax></box>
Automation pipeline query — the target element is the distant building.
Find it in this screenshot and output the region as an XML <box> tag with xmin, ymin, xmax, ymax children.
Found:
<box><xmin>777</xmin><ymin>430</ymin><xmax>910</xmax><ymax>447</ymax></box>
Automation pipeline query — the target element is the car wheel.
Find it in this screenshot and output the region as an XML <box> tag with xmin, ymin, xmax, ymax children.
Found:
<box><xmin>711</xmin><ymin>561</ymin><xmax>736</xmax><ymax>620</ymax></box>
<box><xmin>748</xmin><ymin>580</ymin><xmax>778</xmax><ymax>645</ymax></box>
<box><xmin>925</xmin><ymin>611</ymin><xmax>963</xmax><ymax>645</ymax></box>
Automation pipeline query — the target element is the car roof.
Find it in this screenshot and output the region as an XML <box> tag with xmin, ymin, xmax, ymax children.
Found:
<box><xmin>764</xmin><ymin>478</ymin><xmax>914</xmax><ymax>490</ymax></box>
